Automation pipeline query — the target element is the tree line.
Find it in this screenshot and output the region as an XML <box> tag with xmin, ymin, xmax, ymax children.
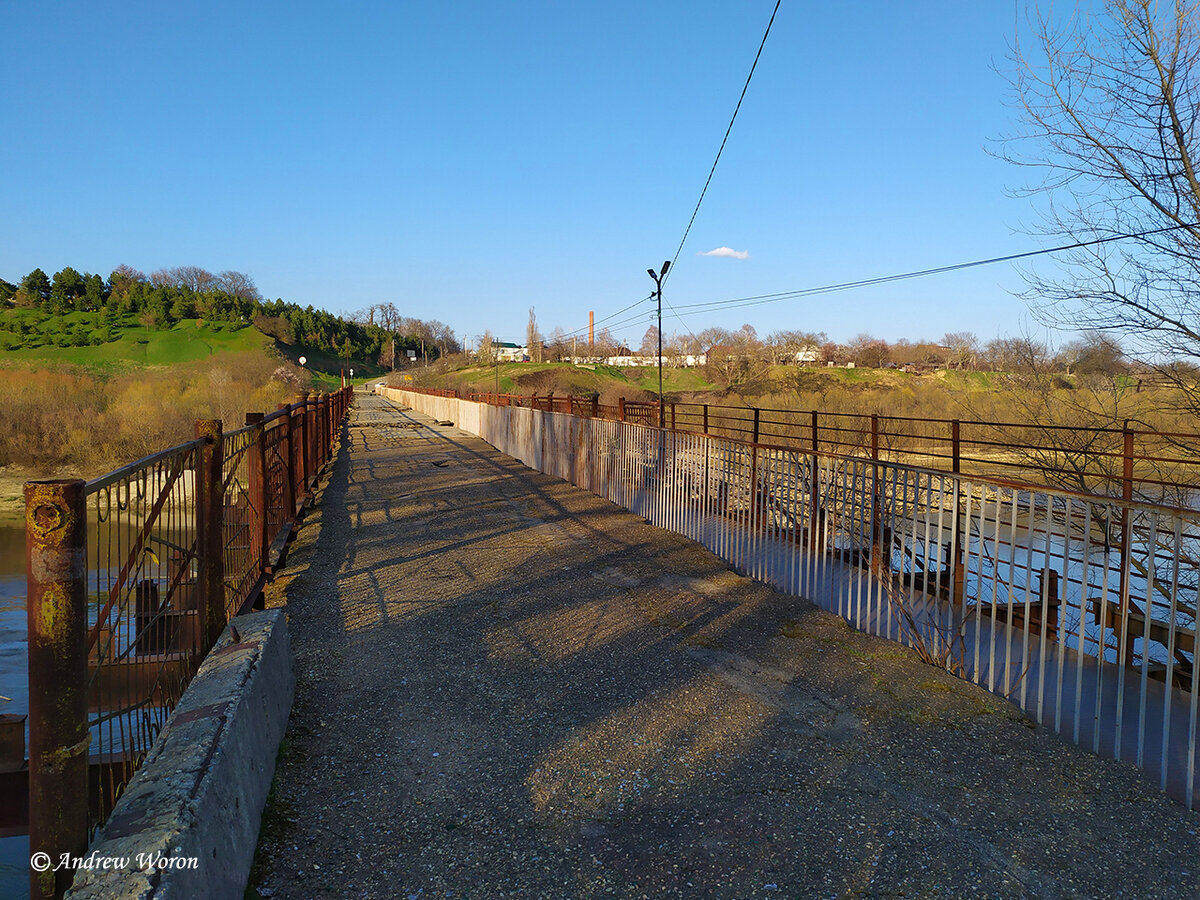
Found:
<box><xmin>2</xmin><ymin>264</ymin><xmax>460</xmax><ymax>365</ymax></box>
<box><xmin>497</xmin><ymin>314</ymin><xmax>1135</xmax><ymax>387</ymax></box>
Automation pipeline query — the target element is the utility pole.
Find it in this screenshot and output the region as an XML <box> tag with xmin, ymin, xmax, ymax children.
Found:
<box><xmin>646</xmin><ymin>260</ymin><xmax>670</xmax><ymax>430</ymax></box>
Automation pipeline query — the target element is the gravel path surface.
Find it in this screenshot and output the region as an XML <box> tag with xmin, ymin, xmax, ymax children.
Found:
<box><xmin>251</xmin><ymin>392</ymin><xmax>1200</xmax><ymax>899</ymax></box>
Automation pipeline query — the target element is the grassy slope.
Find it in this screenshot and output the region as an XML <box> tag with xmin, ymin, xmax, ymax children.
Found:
<box><xmin>440</xmin><ymin>361</ymin><xmax>718</xmax><ymax>397</ymax></box>
<box><xmin>0</xmin><ymin>311</ymin><xmax>384</xmax><ymax>384</ymax></box>
<box><xmin>0</xmin><ymin>316</ymin><xmax>273</xmax><ymax>369</ymax></box>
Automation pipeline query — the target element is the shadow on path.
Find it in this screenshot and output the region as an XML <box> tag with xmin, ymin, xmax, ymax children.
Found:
<box><xmin>252</xmin><ymin>393</ymin><xmax>1200</xmax><ymax>900</ymax></box>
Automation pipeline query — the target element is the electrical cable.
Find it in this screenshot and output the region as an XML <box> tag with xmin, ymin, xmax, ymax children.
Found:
<box><xmin>672</xmin><ymin>222</ymin><xmax>1200</xmax><ymax>315</ymax></box>
<box><xmin>664</xmin><ymin>0</ymin><xmax>783</xmax><ymax>284</ymax></box>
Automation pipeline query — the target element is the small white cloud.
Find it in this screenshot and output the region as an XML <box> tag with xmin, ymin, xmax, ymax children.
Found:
<box><xmin>699</xmin><ymin>246</ymin><xmax>750</xmax><ymax>260</ymax></box>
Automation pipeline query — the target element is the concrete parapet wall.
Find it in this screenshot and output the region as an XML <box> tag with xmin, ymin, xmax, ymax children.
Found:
<box><xmin>66</xmin><ymin>609</ymin><xmax>294</xmax><ymax>900</ymax></box>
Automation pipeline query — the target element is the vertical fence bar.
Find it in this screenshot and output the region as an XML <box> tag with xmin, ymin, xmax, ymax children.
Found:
<box><xmin>278</xmin><ymin>403</ymin><xmax>297</xmax><ymax>521</ymax></box>
<box><xmin>25</xmin><ymin>479</ymin><xmax>88</xmax><ymax>900</ymax></box>
<box><xmin>951</xmin><ymin>419</ymin><xmax>961</xmax><ymax>474</ymax></box>
<box><xmin>246</xmin><ymin>413</ymin><xmax>269</xmax><ymax>577</ymax></box>
<box><xmin>298</xmin><ymin>392</ymin><xmax>311</xmax><ymax>498</ymax></box>
<box><xmin>196</xmin><ymin>419</ymin><xmax>226</xmax><ymax>650</ymax></box>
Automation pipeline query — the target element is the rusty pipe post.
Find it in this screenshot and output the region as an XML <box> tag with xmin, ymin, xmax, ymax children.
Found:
<box><xmin>871</xmin><ymin>413</ymin><xmax>879</xmax><ymax>461</ymax></box>
<box><xmin>811</xmin><ymin>410</ymin><xmax>819</xmax><ymax>454</ymax></box>
<box><xmin>702</xmin><ymin>404</ymin><xmax>709</xmax><ymax>435</ymax></box>
<box><xmin>25</xmin><ymin>479</ymin><xmax>88</xmax><ymax>900</ymax></box>
<box><xmin>618</xmin><ymin>397</ymin><xmax>626</xmax><ymax>422</ymax></box>
<box><xmin>752</xmin><ymin>407</ymin><xmax>760</xmax><ymax>445</ymax></box>
<box><xmin>195</xmin><ymin>420</ymin><xmax>226</xmax><ymax>651</ymax></box>
<box><xmin>245</xmin><ymin>413</ymin><xmax>269</xmax><ymax>577</ymax></box>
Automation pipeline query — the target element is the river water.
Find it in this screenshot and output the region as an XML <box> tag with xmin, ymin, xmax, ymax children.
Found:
<box><xmin>0</xmin><ymin>520</ymin><xmax>28</xmax><ymax>899</ymax></box>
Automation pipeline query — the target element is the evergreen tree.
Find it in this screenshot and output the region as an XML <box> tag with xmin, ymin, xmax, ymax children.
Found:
<box><xmin>19</xmin><ymin>268</ymin><xmax>51</xmax><ymax>306</ymax></box>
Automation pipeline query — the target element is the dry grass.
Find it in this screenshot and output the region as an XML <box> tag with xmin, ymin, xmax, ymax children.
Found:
<box><xmin>0</xmin><ymin>352</ymin><xmax>305</xmax><ymax>473</ymax></box>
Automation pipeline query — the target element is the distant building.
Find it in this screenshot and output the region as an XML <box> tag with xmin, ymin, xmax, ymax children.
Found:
<box><xmin>493</xmin><ymin>341</ymin><xmax>525</xmax><ymax>362</ymax></box>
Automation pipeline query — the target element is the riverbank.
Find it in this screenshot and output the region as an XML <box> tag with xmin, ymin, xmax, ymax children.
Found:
<box><xmin>0</xmin><ymin>465</ymin><xmax>99</xmax><ymax>522</ymax></box>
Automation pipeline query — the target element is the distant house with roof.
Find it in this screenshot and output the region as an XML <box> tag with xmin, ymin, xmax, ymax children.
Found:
<box><xmin>493</xmin><ymin>341</ymin><xmax>526</xmax><ymax>362</ymax></box>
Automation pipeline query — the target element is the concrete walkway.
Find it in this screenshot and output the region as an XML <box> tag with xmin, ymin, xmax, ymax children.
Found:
<box><xmin>251</xmin><ymin>393</ymin><xmax>1200</xmax><ymax>899</ymax></box>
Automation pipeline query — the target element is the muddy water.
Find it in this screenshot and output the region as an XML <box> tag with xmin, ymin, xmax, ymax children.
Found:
<box><xmin>0</xmin><ymin>520</ymin><xmax>26</xmax><ymax>898</ymax></box>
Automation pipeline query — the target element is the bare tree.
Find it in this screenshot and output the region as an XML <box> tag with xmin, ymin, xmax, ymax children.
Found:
<box><xmin>476</xmin><ymin>331</ymin><xmax>495</xmax><ymax>365</ymax></box>
<box><xmin>640</xmin><ymin>325</ymin><xmax>660</xmax><ymax>357</ymax></box>
<box><xmin>849</xmin><ymin>333</ymin><xmax>891</xmax><ymax>368</ymax></box>
<box><xmin>526</xmin><ymin>307</ymin><xmax>541</xmax><ymax>363</ymax></box>
<box><xmin>150</xmin><ymin>266</ymin><xmax>218</xmax><ymax>292</ymax></box>
<box><xmin>942</xmin><ymin>331</ymin><xmax>978</xmax><ymax>370</ymax></box>
<box><xmin>217</xmin><ymin>270</ymin><xmax>260</xmax><ymax>300</ymax></box>
<box><xmin>1003</xmin><ymin>0</ymin><xmax>1200</xmax><ymax>387</ymax></box>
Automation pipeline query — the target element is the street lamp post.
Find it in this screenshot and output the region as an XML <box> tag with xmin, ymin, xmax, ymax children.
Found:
<box><xmin>646</xmin><ymin>260</ymin><xmax>670</xmax><ymax>430</ymax></box>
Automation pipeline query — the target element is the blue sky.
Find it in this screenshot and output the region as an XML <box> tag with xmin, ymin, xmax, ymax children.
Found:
<box><xmin>1</xmin><ymin>1</ymin><xmax>1050</xmax><ymax>348</ymax></box>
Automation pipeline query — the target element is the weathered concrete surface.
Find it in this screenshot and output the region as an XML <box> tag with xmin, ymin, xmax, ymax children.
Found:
<box><xmin>252</xmin><ymin>393</ymin><xmax>1200</xmax><ymax>899</ymax></box>
<box><xmin>68</xmin><ymin>609</ymin><xmax>294</xmax><ymax>900</ymax></box>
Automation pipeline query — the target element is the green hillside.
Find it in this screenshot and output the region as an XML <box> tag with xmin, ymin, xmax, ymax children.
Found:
<box><xmin>0</xmin><ymin>310</ymin><xmax>384</xmax><ymax>384</ymax></box>
<box><xmin>435</xmin><ymin>361</ymin><xmax>718</xmax><ymax>398</ymax></box>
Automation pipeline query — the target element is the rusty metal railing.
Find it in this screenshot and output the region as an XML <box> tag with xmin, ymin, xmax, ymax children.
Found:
<box><xmin>17</xmin><ymin>386</ymin><xmax>352</xmax><ymax>900</ymax></box>
<box><xmin>446</xmin><ymin>389</ymin><xmax>1200</xmax><ymax>509</ymax></box>
<box><xmin>388</xmin><ymin>385</ymin><xmax>1200</xmax><ymax>811</ymax></box>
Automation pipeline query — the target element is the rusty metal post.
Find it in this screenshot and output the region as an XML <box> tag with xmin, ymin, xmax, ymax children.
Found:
<box><xmin>25</xmin><ymin>479</ymin><xmax>88</xmax><ymax>900</ymax></box>
<box><xmin>245</xmin><ymin>413</ymin><xmax>269</xmax><ymax>575</ymax></box>
<box><xmin>810</xmin><ymin>455</ymin><xmax>821</xmax><ymax>553</ymax></box>
<box><xmin>195</xmin><ymin>420</ymin><xmax>226</xmax><ymax>650</ymax></box>
<box><xmin>298</xmin><ymin>395</ymin><xmax>311</xmax><ymax>499</ymax></box>
<box><xmin>703</xmin><ymin>404</ymin><xmax>709</xmax><ymax>434</ymax></box>
<box><xmin>277</xmin><ymin>403</ymin><xmax>296</xmax><ymax>521</ymax></box>
<box><xmin>618</xmin><ymin>397</ymin><xmax>626</xmax><ymax>422</ymax></box>
<box><xmin>325</xmin><ymin>394</ymin><xmax>334</xmax><ymax>460</ymax></box>
<box><xmin>811</xmin><ymin>410</ymin><xmax>819</xmax><ymax>453</ymax></box>
<box><xmin>317</xmin><ymin>395</ymin><xmax>328</xmax><ymax>470</ymax></box>
<box><xmin>752</xmin><ymin>407</ymin><xmax>760</xmax><ymax>445</ymax></box>
<box><xmin>952</xmin><ymin>419</ymin><xmax>961</xmax><ymax>474</ymax></box>
<box><xmin>1119</xmin><ymin>423</ymin><xmax>1134</xmax><ymax>660</ymax></box>
<box><xmin>547</xmin><ymin>391</ymin><xmax>554</xmax><ymax>413</ymax></box>
<box><xmin>591</xmin><ymin>395</ymin><xmax>599</xmax><ymax>419</ymax></box>
<box><xmin>1040</xmin><ymin>568</ymin><xmax>1061</xmax><ymax>639</ymax></box>
<box><xmin>871</xmin><ymin>413</ymin><xmax>879</xmax><ymax>460</ymax></box>
<box><xmin>1122</xmin><ymin>424</ymin><xmax>1134</xmax><ymax>501</ymax></box>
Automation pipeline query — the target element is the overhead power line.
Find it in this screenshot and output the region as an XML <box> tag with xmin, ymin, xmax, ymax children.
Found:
<box><xmin>554</xmin><ymin>293</ymin><xmax>655</xmax><ymax>344</ymax></box>
<box><xmin>555</xmin><ymin>2</ymin><xmax>781</xmax><ymax>350</ymax></box>
<box><xmin>665</xmin><ymin>0</ymin><xmax>783</xmax><ymax>284</ymax></box>
<box><xmin>673</xmin><ymin>222</ymin><xmax>1200</xmax><ymax>315</ymax></box>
